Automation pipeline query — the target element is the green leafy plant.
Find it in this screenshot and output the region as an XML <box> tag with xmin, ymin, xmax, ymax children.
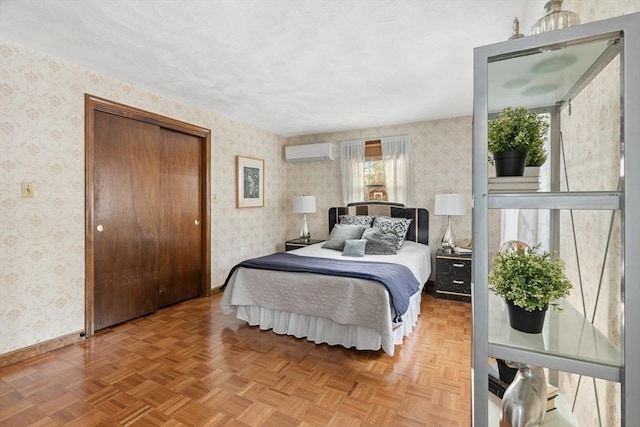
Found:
<box><xmin>489</xmin><ymin>244</ymin><xmax>572</xmax><ymax>312</ymax></box>
<box><xmin>488</xmin><ymin>107</ymin><xmax>549</xmax><ymax>154</ymax></box>
<box><xmin>526</xmin><ymin>139</ymin><xmax>548</xmax><ymax>167</ymax></box>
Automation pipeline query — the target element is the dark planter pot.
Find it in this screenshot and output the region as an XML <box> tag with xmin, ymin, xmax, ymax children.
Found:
<box><xmin>497</xmin><ymin>359</ymin><xmax>518</xmax><ymax>384</ymax></box>
<box><xmin>505</xmin><ymin>299</ymin><xmax>548</xmax><ymax>334</ymax></box>
<box><xmin>493</xmin><ymin>150</ymin><xmax>528</xmax><ymax>177</ymax></box>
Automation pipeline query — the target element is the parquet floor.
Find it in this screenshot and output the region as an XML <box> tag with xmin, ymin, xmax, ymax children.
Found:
<box><xmin>0</xmin><ymin>290</ymin><xmax>472</xmax><ymax>426</ymax></box>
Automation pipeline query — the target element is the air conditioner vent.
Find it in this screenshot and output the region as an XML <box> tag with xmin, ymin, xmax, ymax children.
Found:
<box><xmin>285</xmin><ymin>143</ymin><xmax>334</xmax><ymax>162</ymax></box>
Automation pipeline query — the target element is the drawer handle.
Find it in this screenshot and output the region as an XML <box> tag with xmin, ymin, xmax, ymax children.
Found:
<box><xmin>453</xmin><ymin>280</ymin><xmax>465</xmax><ymax>285</ymax></box>
<box><xmin>453</xmin><ymin>263</ymin><xmax>465</xmax><ymax>268</ymax></box>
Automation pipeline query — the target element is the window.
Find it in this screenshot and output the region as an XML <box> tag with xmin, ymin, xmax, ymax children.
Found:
<box><xmin>340</xmin><ymin>136</ymin><xmax>412</xmax><ymax>205</ymax></box>
<box><xmin>364</xmin><ymin>140</ymin><xmax>387</xmax><ymax>201</ymax></box>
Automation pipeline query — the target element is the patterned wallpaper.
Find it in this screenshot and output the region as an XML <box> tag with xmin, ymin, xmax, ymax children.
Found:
<box><xmin>556</xmin><ymin>1</ymin><xmax>638</xmax><ymax>425</ymax></box>
<box><xmin>524</xmin><ymin>1</ymin><xmax>638</xmax><ymax>425</ymax></box>
<box><xmin>0</xmin><ymin>38</ymin><xmax>289</xmax><ymax>354</ymax></box>
<box><xmin>285</xmin><ymin>117</ymin><xmax>475</xmax><ymax>253</ymax></box>
<box><xmin>0</xmin><ymin>11</ymin><xmax>636</xmax><ymax>426</ymax></box>
<box><xmin>0</xmin><ymin>35</ymin><xmax>477</xmax><ymax>356</ymax></box>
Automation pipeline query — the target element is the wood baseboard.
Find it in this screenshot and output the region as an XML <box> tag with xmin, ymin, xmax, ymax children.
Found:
<box><xmin>0</xmin><ymin>331</ymin><xmax>84</xmax><ymax>368</ymax></box>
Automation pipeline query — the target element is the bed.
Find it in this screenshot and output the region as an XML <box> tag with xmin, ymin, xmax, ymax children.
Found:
<box><xmin>220</xmin><ymin>203</ymin><xmax>431</xmax><ymax>356</ymax></box>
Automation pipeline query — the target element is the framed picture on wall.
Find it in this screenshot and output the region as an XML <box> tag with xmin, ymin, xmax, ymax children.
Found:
<box><xmin>236</xmin><ymin>155</ymin><xmax>264</xmax><ymax>208</ymax></box>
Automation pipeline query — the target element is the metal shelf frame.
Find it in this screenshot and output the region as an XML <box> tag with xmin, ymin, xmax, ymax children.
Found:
<box><xmin>487</xmin><ymin>191</ymin><xmax>621</xmax><ymax>210</ymax></box>
<box><xmin>472</xmin><ymin>13</ymin><xmax>640</xmax><ymax>426</ymax></box>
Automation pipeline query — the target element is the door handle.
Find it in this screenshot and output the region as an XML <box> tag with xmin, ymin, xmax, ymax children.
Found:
<box><xmin>96</xmin><ymin>224</ymin><xmax>104</xmax><ymax>232</ymax></box>
<box><xmin>194</xmin><ymin>219</ymin><xmax>200</xmax><ymax>226</ymax></box>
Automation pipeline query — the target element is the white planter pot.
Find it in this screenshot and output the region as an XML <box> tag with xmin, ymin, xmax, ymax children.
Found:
<box><xmin>523</xmin><ymin>166</ymin><xmax>540</xmax><ymax>177</ymax></box>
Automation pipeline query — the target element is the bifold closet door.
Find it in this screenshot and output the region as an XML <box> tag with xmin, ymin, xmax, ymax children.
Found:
<box><xmin>93</xmin><ymin>111</ymin><xmax>161</xmax><ymax>330</ymax></box>
<box><xmin>158</xmin><ymin>128</ymin><xmax>202</xmax><ymax>307</ymax></box>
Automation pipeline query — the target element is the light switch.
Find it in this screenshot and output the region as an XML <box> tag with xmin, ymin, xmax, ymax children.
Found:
<box><xmin>21</xmin><ymin>181</ymin><xmax>35</xmax><ymax>198</ymax></box>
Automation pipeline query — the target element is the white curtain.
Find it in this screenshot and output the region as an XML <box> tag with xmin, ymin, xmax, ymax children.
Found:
<box><xmin>501</xmin><ymin>208</ymin><xmax>550</xmax><ymax>251</ymax></box>
<box><xmin>340</xmin><ymin>139</ymin><xmax>366</xmax><ymax>205</ymax></box>
<box><xmin>501</xmin><ymin>130</ymin><xmax>551</xmax><ymax>251</ymax></box>
<box><xmin>381</xmin><ymin>135</ymin><xmax>413</xmax><ymax>205</ymax></box>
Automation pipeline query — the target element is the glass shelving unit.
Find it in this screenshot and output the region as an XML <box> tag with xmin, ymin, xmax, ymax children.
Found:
<box><xmin>472</xmin><ymin>12</ymin><xmax>639</xmax><ymax>426</ymax></box>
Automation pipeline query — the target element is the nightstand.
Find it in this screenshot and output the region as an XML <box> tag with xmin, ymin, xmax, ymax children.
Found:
<box><xmin>435</xmin><ymin>249</ymin><xmax>472</xmax><ymax>302</ymax></box>
<box><xmin>285</xmin><ymin>238</ymin><xmax>324</xmax><ymax>251</ymax></box>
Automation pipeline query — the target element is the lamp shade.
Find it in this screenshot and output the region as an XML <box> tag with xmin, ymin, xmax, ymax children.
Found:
<box><xmin>434</xmin><ymin>194</ymin><xmax>467</xmax><ymax>216</ymax></box>
<box><xmin>292</xmin><ymin>195</ymin><xmax>316</xmax><ymax>214</ymax></box>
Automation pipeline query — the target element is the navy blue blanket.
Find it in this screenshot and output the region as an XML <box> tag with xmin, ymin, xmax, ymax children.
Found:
<box><xmin>222</xmin><ymin>252</ymin><xmax>420</xmax><ymax>321</ymax></box>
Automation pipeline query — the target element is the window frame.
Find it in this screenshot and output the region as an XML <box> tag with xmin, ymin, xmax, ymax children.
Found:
<box><xmin>364</xmin><ymin>140</ymin><xmax>387</xmax><ymax>201</ymax></box>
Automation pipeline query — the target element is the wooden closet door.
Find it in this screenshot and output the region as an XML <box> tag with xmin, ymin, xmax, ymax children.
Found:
<box><xmin>158</xmin><ymin>128</ymin><xmax>202</xmax><ymax>307</ymax></box>
<box><xmin>93</xmin><ymin>111</ymin><xmax>161</xmax><ymax>330</ymax></box>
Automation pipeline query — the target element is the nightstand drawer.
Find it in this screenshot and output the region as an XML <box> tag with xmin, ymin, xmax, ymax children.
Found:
<box><xmin>437</xmin><ymin>259</ymin><xmax>471</xmax><ymax>279</ymax></box>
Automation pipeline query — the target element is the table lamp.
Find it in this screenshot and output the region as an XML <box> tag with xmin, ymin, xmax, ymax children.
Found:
<box><xmin>434</xmin><ymin>193</ymin><xmax>467</xmax><ymax>253</ymax></box>
<box><xmin>292</xmin><ymin>195</ymin><xmax>316</xmax><ymax>242</ymax></box>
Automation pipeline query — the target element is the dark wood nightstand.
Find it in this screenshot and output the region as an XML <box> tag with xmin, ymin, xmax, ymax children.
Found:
<box><xmin>285</xmin><ymin>238</ymin><xmax>324</xmax><ymax>251</ymax></box>
<box><xmin>435</xmin><ymin>249</ymin><xmax>472</xmax><ymax>302</ymax></box>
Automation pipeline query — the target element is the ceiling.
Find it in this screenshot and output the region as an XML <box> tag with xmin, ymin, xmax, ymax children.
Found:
<box><xmin>0</xmin><ymin>0</ymin><xmax>548</xmax><ymax>136</ymax></box>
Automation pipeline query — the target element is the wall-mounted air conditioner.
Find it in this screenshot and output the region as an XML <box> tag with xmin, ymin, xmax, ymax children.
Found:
<box><xmin>285</xmin><ymin>142</ymin><xmax>334</xmax><ymax>162</ymax></box>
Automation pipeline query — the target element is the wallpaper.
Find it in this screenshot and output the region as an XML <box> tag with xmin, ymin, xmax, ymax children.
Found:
<box><xmin>0</xmin><ymin>37</ymin><xmax>478</xmax><ymax>356</ymax></box>
<box><xmin>0</xmin><ymin>38</ymin><xmax>288</xmax><ymax>355</ymax></box>
<box><xmin>534</xmin><ymin>1</ymin><xmax>638</xmax><ymax>425</ymax></box>
<box><xmin>1</xmin><ymin>4</ymin><xmax>637</xmax><ymax>425</ymax></box>
<box><xmin>285</xmin><ymin>117</ymin><xmax>478</xmax><ymax>259</ymax></box>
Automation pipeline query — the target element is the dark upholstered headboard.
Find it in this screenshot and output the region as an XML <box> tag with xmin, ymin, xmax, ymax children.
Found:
<box><xmin>328</xmin><ymin>202</ymin><xmax>429</xmax><ymax>245</ymax></box>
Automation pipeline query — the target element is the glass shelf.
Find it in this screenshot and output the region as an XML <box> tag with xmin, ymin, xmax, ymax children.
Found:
<box><xmin>488</xmin><ymin>293</ymin><xmax>621</xmax><ymax>382</ymax></box>
<box><xmin>488</xmin><ymin>35</ymin><xmax>619</xmax><ymax>113</ymax></box>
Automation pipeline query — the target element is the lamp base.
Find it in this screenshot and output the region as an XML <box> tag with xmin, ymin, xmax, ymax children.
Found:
<box><xmin>299</xmin><ymin>214</ymin><xmax>310</xmax><ymax>242</ymax></box>
<box><xmin>441</xmin><ymin>215</ymin><xmax>455</xmax><ymax>254</ymax></box>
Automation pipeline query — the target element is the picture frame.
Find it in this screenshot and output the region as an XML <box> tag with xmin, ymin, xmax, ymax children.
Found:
<box><xmin>236</xmin><ymin>155</ymin><xmax>264</xmax><ymax>208</ymax></box>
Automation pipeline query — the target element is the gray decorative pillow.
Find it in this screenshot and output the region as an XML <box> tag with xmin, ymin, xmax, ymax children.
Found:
<box><xmin>339</xmin><ymin>215</ymin><xmax>374</xmax><ymax>227</ymax></box>
<box><xmin>362</xmin><ymin>228</ymin><xmax>397</xmax><ymax>255</ymax></box>
<box><xmin>342</xmin><ymin>239</ymin><xmax>367</xmax><ymax>257</ymax></box>
<box><xmin>372</xmin><ymin>216</ymin><xmax>412</xmax><ymax>250</ymax></box>
<box><xmin>322</xmin><ymin>224</ymin><xmax>366</xmax><ymax>250</ymax></box>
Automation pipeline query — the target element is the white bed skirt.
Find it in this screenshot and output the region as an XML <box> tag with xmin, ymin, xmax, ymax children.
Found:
<box><xmin>234</xmin><ymin>289</ymin><xmax>423</xmax><ymax>356</ymax></box>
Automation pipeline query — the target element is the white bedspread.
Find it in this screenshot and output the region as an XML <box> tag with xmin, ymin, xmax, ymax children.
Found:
<box><xmin>221</xmin><ymin>241</ymin><xmax>431</xmax><ymax>355</ymax></box>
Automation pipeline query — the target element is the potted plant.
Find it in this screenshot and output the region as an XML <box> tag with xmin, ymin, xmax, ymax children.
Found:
<box><xmin>488</xmin><ymin>107</ymin><xmax>549</xmax><ymax>176</ymax></box>
<box><xmin>524</xmin><ymin>139</ymin><xmax>548</xmax><ymax>177</ymax></box>
<box><xmin>488</xmin><ymin>241</ymin><xmax>572</xmax><ymax>333</ymax></box>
